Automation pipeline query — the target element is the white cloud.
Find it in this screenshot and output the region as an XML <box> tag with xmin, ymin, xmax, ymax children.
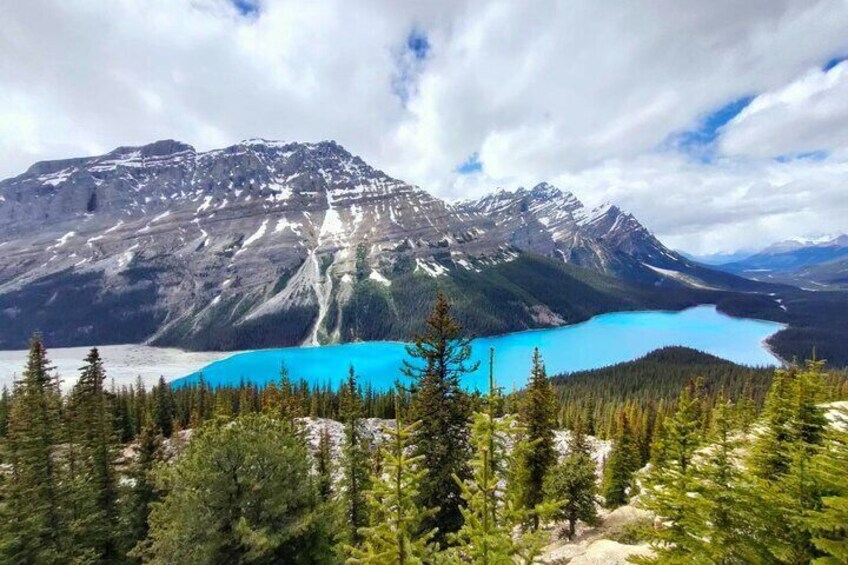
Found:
<box><xmin>2</xmin><ymin>0</ymin><xmax>848</xmax><ymax>253</ymax></box>
<box><xmin>552</xmin><ymin>152</ymin><xmax>848</xmax><ymax>254</ymax></box>
<box><xmin>719</xmin><ymin>61</ymin><xmax>848</xmax><ymax>158</ymax></box>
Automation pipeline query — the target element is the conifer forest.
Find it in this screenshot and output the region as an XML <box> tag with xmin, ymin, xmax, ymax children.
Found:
<box><xmin>0</xmin><ymin>293</ymin><xmax>846</xmax><ymax>564</ymax></box>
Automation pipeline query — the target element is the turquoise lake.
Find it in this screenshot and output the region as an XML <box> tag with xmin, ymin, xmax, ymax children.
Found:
<box><xmin>174</xmin><ymin>305</ymin><xmax>784</xmax><ymax>391</ymax></box>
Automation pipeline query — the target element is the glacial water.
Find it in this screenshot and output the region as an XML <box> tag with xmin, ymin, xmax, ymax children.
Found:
<box><xmin>173</xmin><ymin>305</ymin><xmax>784</xmax><ymax>391</ymax></box>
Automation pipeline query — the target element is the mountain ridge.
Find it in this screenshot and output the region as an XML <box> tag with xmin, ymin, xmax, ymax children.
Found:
<box><xmin>715</xmin><ymin>233</ymin><xmax>848</xmax><ymax>289</ymax></box>
<box><xmin>0</xmin><ymin>138</ymin><xmax>838</xmax><ymax>363</ymax></box>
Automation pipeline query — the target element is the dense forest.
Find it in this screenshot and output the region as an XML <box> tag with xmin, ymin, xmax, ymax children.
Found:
<box><xmin>0</xmin><ymin>293</ymin><xmax>847</xmax><ymax>563</ymax></box>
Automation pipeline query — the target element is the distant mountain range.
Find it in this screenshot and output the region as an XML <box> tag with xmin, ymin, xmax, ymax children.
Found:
<box><xmin>0</xmin><ymin>139</ymin><xmax>846</xmax><ymax>365</ymax></box>
<box><xmin>712</xmin><ymin>234</ymin><xmax>848</xmax><ymax>290</ymax></box>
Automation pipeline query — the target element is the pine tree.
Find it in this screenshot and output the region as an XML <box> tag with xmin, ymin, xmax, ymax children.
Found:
<box><xmin>347</xmin><ymin>397</ymin><xmax>438</xmax><ymax>565</ymax></box>
<box><xmin>601</xmin><ymin>410</ymin><xmax>640</xmax><ymax>508</ymax></box>
<box><xmin>133</xmin><ymin>376</ymin><xmax>147</xmax><ymax>433</ymax></box>
<box><xmin>635</xmin><ymin>382</ymin><xmax>705</xmax><ymax>559</ymax></box>
<box><xmin>693</xmin><ymin>395</ymin><xmax>763</xmax><ymax>562</ymax></box>
<box><xmin>544</xmin><ymin>419</ymin><xmax>599</xmax><ymax>540</ymax></box>
<box><xmin>808</xmin><ymin>406</ymin><xmax>848</xmax><ymax>563</ymax></box>
<box><xmin>515</xmin><ymin>348</ymin><xmax>557</xmax><ymax>530</ymax></box>
<box><xmin>0</xmin><ymin>335</ymin><xmax>68</xmax><ymax>563</ymax></box>
<box><xmin>583</xmin><ymin>393</ymin><xmax>596</xmax><ymax>436</ymax></box>
<box><xmin>136</xmin><ymin>414</ymin><xmax>334</xmax><ymax>564</ymax></box>
<box><xmin>317</xmin><ymin>425</ymin><xmax>334</xmax><ymax>503</ymax></box>
<box><xmin>750</xmin><ymin>367</ymin><xmax>797</xmax><ymax>480</ymax></box>
<box><xmin>339</xmin><ymin>366</ymin><xmax>371</xmax><ymax>549</ymax></box>
<box><xmin>636</xmin><ymin>393</ymin><xmax>767</xmax><ymax>563</ymax></box>
<box><xmin>124</xmin><ymin>420</ymin><xmax>163</xmax><ymax>555</ymax></box>
<box><xmin>152</xmin><ymin>376</ymin><xmax>174</xmax><ymax>437</ymax></box>
<box><xmin>66</xmin><ymin>347</ymin><xmax>120</xmax><ymax>560</ymax></box>
<box><xmin>792</xmin><ymin>359</ymin><xmax>828</xmax><ymax>449</ymax></box>
<box><xmin>403</xmin><ymin>290</ymin><xmax>475</xmax><ymax>544</ymax></box>
<box><xmin>0</xmin><ymin>385</ymin><xmax>9</xmax><ymax>438</ymax></box>
<box><xmin>757</xmin><ymin>361</ymin><xmax>830</xmax><ymax>563</ymax></box>
<box><xmin>449</xmin><ymin>348</ymin><xmax>545</xmax><ymax>563</ymax></box>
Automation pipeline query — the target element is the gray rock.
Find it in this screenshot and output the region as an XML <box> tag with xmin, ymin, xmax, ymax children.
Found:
<box><xmin>0</xmin><ymin>139</ymin><xmax>725</xmax><ymax>350</ymax></box>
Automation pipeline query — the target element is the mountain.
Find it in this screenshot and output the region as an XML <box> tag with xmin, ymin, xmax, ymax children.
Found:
<box><xmin>0</xmin><ymin>138</ymin><xmax>822</xmax><ymax>357</ymax></box>
<box><xmin>678</xmin><ymin>250</ymin><xmax>755</xmax><ymax>266</ymax></box>
<box><xmin>715</xmin><ymin>234</ymin><xmax>848</xmax><ymax>289</ymax></box>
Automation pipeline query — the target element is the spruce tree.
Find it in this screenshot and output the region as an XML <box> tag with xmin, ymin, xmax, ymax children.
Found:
<box><xmin>808</xmin><ymin>407</ymin><xmax>848</xmax><ymax>563</ymax></box>
<box><xmin>152</xmin><ymin>376</ymin><xmax>174</xmax><ymax>437</ymax></box>
<box><xmin>636</xmin><ymin>393</ymin><xmax>767</xmax><ymax>563</ymax></box>
<box><xmin>750</xmin><ymin>367</ymin><xmax>797</xmax><ymax>480</ymax></box>
<box><xmin>66</xmin><ymin>347</ymin><xmax>120</xmax><ymax>561</ymax></box>
<box><xmin>132</xmin><ymin>376</ymin><xmax>147</xmax><ymax>433</ymax></box>
<box><xmin>601</xmin><ymin>410</ymin><xmax>640</xmax><ymax>508</ymax></box>
<box><xmin>0</xmin><ymin>335</ymin><xmax>67</xmax><ymax>563</ymax></box>
<box><xmin>758</xmin><ymin>361</ymin><xmax>830</xmax><ymax>563</ymax></box>
<box><xmin>0</xmin><ymin>385</ymin><xmax>10</xmax><ymax>438</ymax></box>
<box><xmin>136</xmin><ymin>414</ymin><xmax>333</xmax><ymax>564</ymax></box>
<box><xmin>124</xmin><ymin>420</ymin><xmax>163</xmax><ymax>555</ymax></box>
<box><xmin>403</xmin><ymin>290</ymin><xmax>475</xmax><ymax>544</ymax></box>
<box><xmin>693</xmin><ymin>395</ymin><xmax>763</xmax><ymax>563</ymax></box>
<box><xmin>348</xmin><ymin>397</ymin><xmax>438</xmax><ymax>564</ymax></box>
<box><xmin>317</xmin><ymin>425</ymin><xmax>334</xmax><ymax>503</ymax></box>
<box><xmin>544</xmin><ymin>419</ymin><xmax>599</xmax><ymax>540</ymax></box>
<box><xmin>339</xmin><ymin>366</ymin><xmax>371</xmax><ymax>549</ymax></box>
<box><xmin>450</xmin><ymin>348</ymin><xmax>546</xmax><ymax>563</ymax></box>
<box><xmin>635</xmin><ymin>382</ymin><xmax>704</xmax><ymax>558</ymax></box>
<box><xmin>515</xmin><ymin>348</ymin><xmax>557</xmax><ymax>530</ymax></box>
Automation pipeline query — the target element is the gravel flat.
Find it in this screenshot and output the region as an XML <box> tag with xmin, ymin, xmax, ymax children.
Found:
<box><xmin>0</xmin><ymin>344</ymin><xmax>233</xmax><ymax>391</ymax></box>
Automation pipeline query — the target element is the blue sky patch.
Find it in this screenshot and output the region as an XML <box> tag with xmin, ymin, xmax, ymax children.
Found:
<box><xmin>407</xmin><ymin>29</ymin><xmax>430</xmax><ymax>61</ymax></box>
<box><xmin>665</xmin><ymin>95</ymin><xmax>754</xmax><ymax>162</ymax></box>
<box><xmin>823</xmin><ymin>56</ymin><xmax>847</xmax><ymax>72</ymax></box>
<box><xmin>775</xmin><ymin>150</ymin><xmax>828</xmax><ymax>163</ymax></box>
<box><xmin>231</xmin><ymin>0</ymin><xmax>259</xmax><ymax>17</ymax></box>
<box><xmin>392</xmin><ymin>29</ymin><xmax>431</xmax><ymax>104</ymax></box>
<box><xmin>456</xmin><ymin>153</ymin><xmax>482</xmax><ymax>174</ymax></box>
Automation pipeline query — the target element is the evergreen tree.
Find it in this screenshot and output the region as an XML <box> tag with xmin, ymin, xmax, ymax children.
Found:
<box><xmin>317</xmin><ymin>425</ymin><xmax>334</xmax><ymax>503</ymax></box>
<box><xmin>0</xmin><ymin>385</ymin><xmax>9</xmax><ymax>438</ymax></box>
<box><xmin>750</xmin><ymin>367</ymin><xmax>797</xmax><ymax>481</ymax></box>
<box><xmin>636</xmin><ymin>393</ymin><xmax>766</xmax><ymax>563</ymax></box>
<box><xmin>0</xmin><ymin>335</ymin><xmax>67</xmax><ymax>563</ymax></box>
<box><xmin>124</xmin><ymin>420</ymin><xmax>163</xmax><ymax>556</ymax></box>
<box><xmin>136</xmin><ymin>414</ymin><xmax>334</xmax><ymax>564</ymax></box>
<box><xmin>544</xmin><ymin>419</ymin><xmax>599</xmax><ymax>540</ymax></box>
<box><xmin>808</xmin><ymin>407</ymin><xmax>848</xmax><ymax>563</ymax></box>
<box><xmin>692</xmin><ymin>396</ymin><xmax>765</xmax><ymax>563</ymax></box>
<box><xmin>758</xmin><ymin>362</ymin><xmax>830</xmax><ymax>563</ymax></box>
<box><xmin>635</xmin><ymin>382</ymin><xmax>705</xmax><ymax>558</ymax></box>
<box><xmin>792</xmin><ymin>359</ymin><xmax>828</xmax><ymax>449</ymax></box>
<box><xmin>339</xmin><ymin>366</ymin><xmax>371</xmax><ymax>549</ymax></box>
<box><xmin>601</xmin><ymin>410</ymin><xmax>641</xmax><ymax>508</ymax></box>
<box><xmin>66</xmin><ymin>347</ymin><xmax>120</xmax><ymax>560</ymax></box>
<box><xmin>152</xmin><ymin>376</ymin><xmax>174</xmax><ymax>437</ymax></box>
<box><xmin>403</xmin><ymin>291</ymin><xmax>475</xmax><ymax>544</ymax></box>
<box><xmin>449</xmin><ymin>348</ymin><xmax>546</xmax><ymax>563</ymax></box>
<box><xmin>515</xmin><ymin>348</ymin><xmax>557</xmax><ymax>530</ymax></box>
<box><xmin>348</xmin><ymin>397</ymin><xmax>438</xmax><ymax>564</ymax></box>
<box><xmin>583</xmin><ymin>393</ymin><xmax>596</xmax><ymax>436</ymax></box>
<box><xmin>132</xmin><ymin>376</ymin><xmax>147</xmax><ymax>433</ymax></box>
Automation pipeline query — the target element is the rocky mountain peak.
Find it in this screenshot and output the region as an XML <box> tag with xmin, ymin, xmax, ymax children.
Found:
<box><xmin>0</xmin><ymin>137</ymin><xmax>728</xmax><ymax>351</ymax></box>
<box><xmin>527</xmin><ymin>181</ymin><xmax>565</xmax><ymax>200</ymax></box>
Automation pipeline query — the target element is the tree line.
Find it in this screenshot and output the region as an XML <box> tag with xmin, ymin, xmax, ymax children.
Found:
<box><xmin>0</xmin><ymin>291</ymin><xmax>846</xmax><ymax>563</ymax></box>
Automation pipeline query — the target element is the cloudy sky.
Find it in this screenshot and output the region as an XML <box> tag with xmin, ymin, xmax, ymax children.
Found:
<box><xmin>2</xmin><ymin>0</ymin><xmax>848</xmax><ymax>254</ymax></box>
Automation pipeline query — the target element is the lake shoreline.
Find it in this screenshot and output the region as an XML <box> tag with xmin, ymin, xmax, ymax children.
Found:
<box><xmin>0</xmin><ymin>304</ymin><xmax>785</xmax><ymax>392</ymax></box>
